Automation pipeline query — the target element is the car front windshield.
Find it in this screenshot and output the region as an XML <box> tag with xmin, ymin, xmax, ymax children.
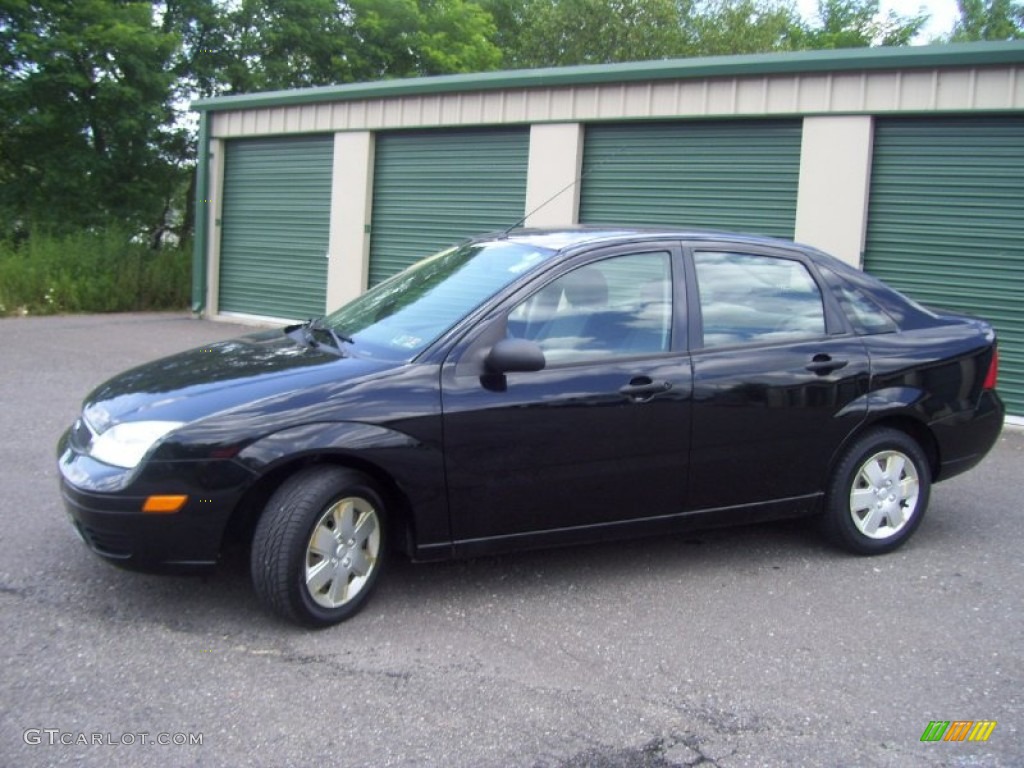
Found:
<box><xmin>323</xmin><ymin>240</ymin><xmax>554</xmax><ymax>360</ymax></box>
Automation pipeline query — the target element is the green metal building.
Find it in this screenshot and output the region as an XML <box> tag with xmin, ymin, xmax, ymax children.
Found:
<box><xmin>192</xmin><ymin>42</ymin><xmax>1024</xmax><ymax>419</ymax></box>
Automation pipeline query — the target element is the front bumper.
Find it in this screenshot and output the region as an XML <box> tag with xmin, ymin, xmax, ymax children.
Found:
<box><xmin>58</xmin><ymin>432</ymin><xmax>256</xmax><ymax>574</ymax></box>
<box><xmin>62</xmin><ymin>481</ymin><xmax>221</xmax><ymax>573</ymax></box>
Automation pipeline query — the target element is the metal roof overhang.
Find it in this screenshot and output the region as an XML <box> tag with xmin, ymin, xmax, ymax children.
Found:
<box><xmin>193</xmin><ymin>41</ymin><xmax>1024</xmax><ymax>113</ymax></box>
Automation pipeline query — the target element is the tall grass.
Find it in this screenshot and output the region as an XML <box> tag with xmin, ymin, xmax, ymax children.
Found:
<box><xmin>0</xmin><ymin>228</ymin><xmax>191</xmax><ymax>316</ymax></box>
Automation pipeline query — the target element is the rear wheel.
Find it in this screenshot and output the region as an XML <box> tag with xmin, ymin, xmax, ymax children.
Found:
<box><xmin>824</xmin><ymin>428</ymin><xmax>931</xmax><ymax>555</ymax></box>
<box><xmin>251</xmin><ymin>466</ymin><xmax>387</xmax><ymax>626</ymax></box>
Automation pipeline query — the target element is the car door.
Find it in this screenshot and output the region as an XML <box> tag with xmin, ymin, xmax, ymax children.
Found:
<box><xmin>440</xmin><ymin>244</ymin><xmax>693</xmax><ymax>553</ymax></box>
<box><xmin>685</xmin><ymin>246</ymin><xmax>870</xmax><ymax>513</ymax></box>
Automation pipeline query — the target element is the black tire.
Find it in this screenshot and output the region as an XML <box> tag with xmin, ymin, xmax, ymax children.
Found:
<box><xmin>251</xmin><ymin>466</ymin><xmax>387</xmax><ymax>627</ymax></box>
<box><xmin>823</xmin><ymin>428</ymin><xmax>931</xmax><ymax>555</ymax></box>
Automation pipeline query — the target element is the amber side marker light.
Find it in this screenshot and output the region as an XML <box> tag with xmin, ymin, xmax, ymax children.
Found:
<box><xmin>142</xmin><ymin>495</ymin><xmax>188</xmax><ymax>514</ymax></box>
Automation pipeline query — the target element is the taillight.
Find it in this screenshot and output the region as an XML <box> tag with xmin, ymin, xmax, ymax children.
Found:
<box><xmin>983</xmin><ymin>348</ymin><xmax>999</xmax><ymax>390</ymax></box>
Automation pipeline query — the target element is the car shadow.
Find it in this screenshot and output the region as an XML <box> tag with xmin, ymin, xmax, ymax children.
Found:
<box><xmin>48</xmin><ymin>516</ymin><xmax>836</xmax><ymax>633</ymax></box>
<box><xmin>371</xmin><ymin>517</ymin><xmax>833</xmax><ymax>614</ymax></box>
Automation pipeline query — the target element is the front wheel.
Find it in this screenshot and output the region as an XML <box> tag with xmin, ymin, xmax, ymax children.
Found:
<box><xmin>251</xmin><ymin>466</ymin><xmax>387</xmax><ymax>626</ymax></box>
<box><xmin>823</xmin><ymin>428</ymin><xmax>931</xmax><ymax>555</ymax></box>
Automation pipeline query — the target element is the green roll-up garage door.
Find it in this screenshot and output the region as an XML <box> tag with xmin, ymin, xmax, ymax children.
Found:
<box><xmin>579</xmin><ymin>121</ymin><xmax>802</xmax><ymax>238</ymax></box>
<box><xmin>864</xmin><ymin>118</ymin><xmax>1024</xmax><ymax>417</ymax></box>
<box><xmin>369</xmin><ymin>128</ymin><xmax>529</xmax><ymax>285</ymax></box>
<box><xmin>219</xmin><ymin>135</ymin><xmax>333</xmax><ymax>319</ymax></box>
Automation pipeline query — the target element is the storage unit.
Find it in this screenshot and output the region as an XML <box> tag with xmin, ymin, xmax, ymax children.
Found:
<box><xmin>193</xmin><ymin>43</ymin><xmax>1024</xmax><ymax>418</ymax></box>
<box><xmin>368</xmin><ymin>128</ymin><xmax>530</xmax><ymax>285</ymax></box>
<box><xmin>864</xmin><ymin>117</ymin><xmax>1024</xmax><ymax>414</ymax></box>
<box><xmin>580</xmin><ymin>121</ymin><xmax>802</xmax><ymax>238</ymax></box>
<box><xmin>218</xmin><ymin>135</ymin><xmax>333</xmax><ymax>319</ymax></box>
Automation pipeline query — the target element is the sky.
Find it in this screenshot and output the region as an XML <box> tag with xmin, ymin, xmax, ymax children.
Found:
<box><xmin>795</xmin><ymin>0</ymin><xmax>962</xmax><ymax>42</ymax></box>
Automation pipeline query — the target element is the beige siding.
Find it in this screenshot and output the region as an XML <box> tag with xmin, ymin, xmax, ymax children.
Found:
<box><xmin>210</xmin><ymin>66</ymin><xmax>1024</xmax><ymax>138</ymax></box>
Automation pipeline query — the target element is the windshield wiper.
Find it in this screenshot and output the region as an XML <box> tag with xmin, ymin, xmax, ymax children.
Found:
<box><xmin>284</xmin><ymin>317</ymin><xmax>353</xmax><ymax>356</ymax></box>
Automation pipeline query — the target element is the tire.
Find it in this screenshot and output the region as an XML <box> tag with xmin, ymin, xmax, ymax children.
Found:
<box><xmin>251</xmin><ymin>466</ymin><xmax>387</xmax><ymax>627</ymax></box>
<box><xmin>823</xmin><ymin>428</ymin><xmax>931</xmax><ymax>555</ymax></box>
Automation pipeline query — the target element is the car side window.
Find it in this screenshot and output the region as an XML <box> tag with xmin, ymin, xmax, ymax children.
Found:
<box><xmin>695</xmin><ymin>251</ymin><xmax>825</xmax><ymax>347</ymax></box>
<box><xmin>508</xmin><ymin>252</ymin><xmax>672</xmax><ymax>364</ymax></box>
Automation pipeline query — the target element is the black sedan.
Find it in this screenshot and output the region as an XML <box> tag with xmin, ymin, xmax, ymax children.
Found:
<box><xmin>58</xmin><ymin>228</ymin><xmax>1004</xmax><ymax>626</ymax></box>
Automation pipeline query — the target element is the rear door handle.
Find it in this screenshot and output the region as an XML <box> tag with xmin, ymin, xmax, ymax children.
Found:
<box><xmin>805</xmin><ymin>354</ymin><xmax>848</xmax><ymax>375</ymax></box>
<box><xmin>619</xmin><ymin>376</ymin><xmax>672</xmax><ymax>401</ymax></box>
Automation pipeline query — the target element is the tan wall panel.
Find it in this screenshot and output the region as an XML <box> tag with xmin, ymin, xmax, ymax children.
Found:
<box><xmin>936</xmin><ymin>70</ymin><xmax>974</xmax><ymax>108</ymax></box>
<box><xmin>794</xmin><ymin>116</ymin><xmax>874</xmax><ymax>268</ymax></box>
<box><xmin>524</xmin><ymin>123</ymin><xmax>583</xmax><ymax>227</ymax></box>
<box><xmin>765</xmin><ymin>76</ymin><xmax>799</xmax><ymax>112</ymax></box>
<box><xmin>899</xmin><ymin>72</ymin><xmax>939</xmax><ymax>110</ymax></box>
<box><xmin>326</xmin><ymin>132</ymin><xmax>375</xmax><ymax>310</ymax></box>
<box><xmin>624</xmin><ymin>83</ymin><xmax>653</xmax><ymax>115</ymax></box>
<box><xmin>796</xmin><ymin>76</ymin><xmax>830</xmax><ymax>111</ymax></box>
<box><xmin>829</xmin><ymin>74</ymin><xmax>867</xmax><ymax>111</ymax></box>
<box><xmin>209</xmin><ymin>66</ymin><xmax>1024</xmax><ymax>138</ymax></box>
<box><xmin>705</xmin><ymin>80</ymin><xmax>737</xmax><ymax>113</ymax></box>
<box><xmin>650</xmin><ymin>82</ymin><xmax>678</xmax><ymax>114</ymax></box>
<box><xmin>864</xmin><ymin>73</ymin><xmax>902</xmax><ymax>111</ymax></box>
<box><xmin>976</xmin><ymin>68</ymin><xmax>1015</xmax><ymax>108</ymax></box>
<box><xmin>205</xmin><ymin>139</ymin><xmax>226</xmax><ymax>316</ymax></box>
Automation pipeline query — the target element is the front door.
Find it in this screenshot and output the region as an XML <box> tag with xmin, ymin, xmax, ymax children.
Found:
<box><xmin>440</xmin><ymin>246</ymin><xmax>693</xmax><ymax>552</ymax></box>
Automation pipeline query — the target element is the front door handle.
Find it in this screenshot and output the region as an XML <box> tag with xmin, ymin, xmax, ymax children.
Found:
<box><xmin>805</xmin><ymin>354</ymin><xmax>848</xmax><ymax>375</ymax></box>
<box><xmin>619</xmin><ymin>376</ymin><xmax>672</xmax><ymax>401</ymax></box>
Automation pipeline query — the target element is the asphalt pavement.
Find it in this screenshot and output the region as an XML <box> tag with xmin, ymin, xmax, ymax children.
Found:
<box><xmin>0</xmin><ymin>312</ymin><xmax>1021</xmax><ymax>767</ymax></box>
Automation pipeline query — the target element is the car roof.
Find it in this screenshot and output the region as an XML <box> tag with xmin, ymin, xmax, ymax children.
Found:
<box><xmin>461</xmin><ymin>225</ymin><xmax>945</xmax><ymax>334</ymax></box>
<box><xmin>478</xmin><ymin>225</ymin><xmax>820</xmax><ymax>257</ymax></box>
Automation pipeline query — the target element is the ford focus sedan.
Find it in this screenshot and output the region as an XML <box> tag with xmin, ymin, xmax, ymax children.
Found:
<box><xmin>58</xmin><ymin>228</ymin><xmax>1004</xmax><ymax>626</ymax></box>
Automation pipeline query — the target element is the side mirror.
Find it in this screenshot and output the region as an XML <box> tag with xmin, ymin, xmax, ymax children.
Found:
<box><xmin>484</xmin><ymin>338</ymin><xmax>545</xmax><ymax>374</ymax></box>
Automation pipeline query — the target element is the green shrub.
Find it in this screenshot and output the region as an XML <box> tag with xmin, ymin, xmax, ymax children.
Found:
<box><xmin>0</xmin><ymin>228</ymin><xmax>191</xmax><ymax>316</ymax></box>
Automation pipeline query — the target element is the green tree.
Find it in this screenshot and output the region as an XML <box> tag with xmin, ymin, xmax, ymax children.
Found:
<box><xmin>0</xmin><ymin>0</ymin><xmax>944</xmax><ymax>246</ymax></box>
<box><xmin>484</xmin><ymin>0</ymin><xmax>930</xmax><ymax>69</ymax></box>
<box><xmin>215</xmin><ymin>0</ymin><xmax>352</xmax><ymax>92</ymax></box>
<box><xmin>793</xmin><ymin>0</ymin><xmax>928</xmax><ymax>48</ymax></box>
<box><xmin>161</xmin><ymin>0</ymin><xmax>234</xmax><ymax>99</ymax></box>
<box><xmin>345</xmin><ymin>0</ymin><xmax>501</xmax><ymax>80</ymax></box>
<box><xmin>686</xmin><ymin>0</ymin><xmax>803</xmax><ymax>55</ymax></box>
<box><xmin>0</xmin><ymin>0</ymin><xmax>180</xmax><ymax>238</ymax></box>
<box><xmin>206</xmin><ymin>0</ymin><xmax>502</xmax><ymax>93</ymax></box>
<box><xmin>950</xmin><ymin>0</ymin><xmax>1023</xmax><ymax>40</ymax></box>
<box><xmin>483</xmin><ymin>0</ymin><xmax>691</xmax><ymax>68</ymax></box>
<box><xmin>0</xmin><ymin>0</ymin><xmax>504</xmax><ymax>241</ymax></box>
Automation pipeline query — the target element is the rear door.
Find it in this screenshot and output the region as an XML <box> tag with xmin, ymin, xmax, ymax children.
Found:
<box><xmin>686</xmin><ymin>246</ymin><xmax>870</xmax><ymax>513</ymax></box>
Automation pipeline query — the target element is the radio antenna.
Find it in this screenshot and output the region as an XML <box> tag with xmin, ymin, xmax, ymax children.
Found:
<box><xmin>501</xmin><ymin>174</ymin><xmax>583</xmax><ymax>237</ymax></box>
<box><xmin>500</xmin><ymin>140</ymin><xmax>632</xmax><ymax>237</ymax></box>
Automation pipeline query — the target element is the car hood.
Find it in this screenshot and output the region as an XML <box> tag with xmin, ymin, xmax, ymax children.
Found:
<box><xmin>81</xmin><ymin>329</ymin><xmax>396</xmax><ymax>430</ymax></box>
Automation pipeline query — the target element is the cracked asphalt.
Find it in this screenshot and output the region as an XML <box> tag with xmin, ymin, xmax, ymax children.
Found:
<box><xmin>1</xmin><ymin>312</ymin><xmax>1021</xmax><ymax>767</ymax></box>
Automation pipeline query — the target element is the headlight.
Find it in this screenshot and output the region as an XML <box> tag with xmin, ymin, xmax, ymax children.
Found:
<box><xmin>88</xmin><ymin>420</ymin><xmax>183</xmax><ymax>469</ymax></box>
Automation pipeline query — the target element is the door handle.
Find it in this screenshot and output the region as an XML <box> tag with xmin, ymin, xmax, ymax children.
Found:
<box><xmin>619</xmin><ymin>377</ymin><xmax>672</xmax><ymax>400</ymax></box>
<box><xmin>805</xmin><ymin>354</ymin><xmax>848</xmax><ymax>375</ymax></box>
